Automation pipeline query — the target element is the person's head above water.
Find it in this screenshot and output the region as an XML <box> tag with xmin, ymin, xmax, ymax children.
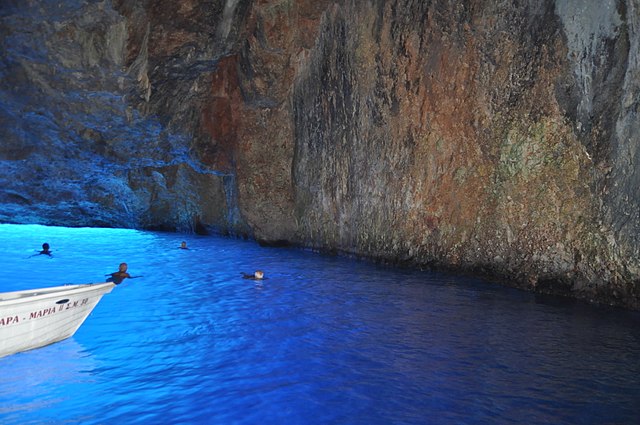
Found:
<box><xmin>106</xmin><ymin>262</ymin><xmax>138</xmax><ymax>285</ymax></box>
<box><xmin>241</xmin><ymin>270</ymin><xmax>266</xmax><ymax>280</ymax></box>
<box><xmin>37</xmin><ymin>242</ymin><xmax>52</xmax><ymax>256</ymax></box>
<box><xmin>180</xmin><ymin>241</ymin><xmax>188</xmax><ymax>249</ymax></box>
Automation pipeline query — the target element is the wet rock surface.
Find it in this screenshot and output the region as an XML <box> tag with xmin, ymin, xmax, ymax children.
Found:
<box><xmin>1</xmin><ymin>0</ymin><xmax>639</xmax><ymax>308</ymax></box>
<box><xmin>0</xmin><ymin>0</ymin><xmax>233</xmax><ymax>233</ymax></box>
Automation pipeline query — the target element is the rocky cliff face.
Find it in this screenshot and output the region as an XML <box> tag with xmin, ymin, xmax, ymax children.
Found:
<box><xmin>1</xmin><ymin>0</ymin><xmax>639</xmax><ymax>308</ymax></box>
<box><xmin>0</xmin><ymin>0</ymin><xmax>232</xmax><ymax>232</ymax></box>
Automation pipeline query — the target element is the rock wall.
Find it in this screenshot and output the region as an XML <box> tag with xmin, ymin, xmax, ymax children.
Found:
<box><xmin>0</xmin><ymin>0</ymin><xmax>233</xmax><ymax>233</ymax></box>
<box><xmin>1</xmin><ymin>0</ymin><xmax>639</xmax><ymax>308</ymax></box>
<box><xmin>292</xmin><ymin>0</ymin><xmax>639</xmax><ymax>309</ymax></box>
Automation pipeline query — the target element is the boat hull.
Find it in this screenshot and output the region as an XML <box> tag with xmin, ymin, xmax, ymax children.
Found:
<box><xmin>0</xmin><ymin>282</ymin><xmax>115</xmax><ymax>358</ymax></box>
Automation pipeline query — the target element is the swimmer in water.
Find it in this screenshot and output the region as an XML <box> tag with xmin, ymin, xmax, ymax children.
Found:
<box><xmin>106</xmin><ymin>262</ymin><xmax>141</xmax><ymax>285</ymax></box>
<box><xmin>30</xmin><ymin>242</ymin><xmax>53</xmax><ymax>257</ymax></box>
<box><xmin>180</xmin><ymin>241</ymin><xmax>189</xmax><ymax>250</ymax></box>
<box><xmin>241</xmin><ymin>270</ymin><xmax>265</xmax><ymax>280</ymax></box>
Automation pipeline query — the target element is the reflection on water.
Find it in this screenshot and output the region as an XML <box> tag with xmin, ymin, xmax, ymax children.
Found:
<box><xmin>0</xmin><ymin>224</ymin><xmax>639</xmax><ymax>424</ymax></box>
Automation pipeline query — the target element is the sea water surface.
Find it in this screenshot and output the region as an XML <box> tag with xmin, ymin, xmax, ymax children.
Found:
<box><xmin>0</xmin><ymin>224</ymin><xmax>638</xmax><ymax>424</ymax></box>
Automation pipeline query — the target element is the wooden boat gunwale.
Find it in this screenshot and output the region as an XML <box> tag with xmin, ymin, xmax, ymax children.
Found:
<box><xmin>0</xmin><ymin>282</ymin><xmax>115</xmax><ymax>306</ymax></box>
<box><xmin>0</xmin><ymin>282</ymin><xmax>116</xmax><ymax>358</ymax></box>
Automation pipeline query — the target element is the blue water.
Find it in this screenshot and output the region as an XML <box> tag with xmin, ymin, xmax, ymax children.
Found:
<box><xmin>0</xmin><ymin>224</ymin><xmax>638</xmax><ymax>424</ymax></box>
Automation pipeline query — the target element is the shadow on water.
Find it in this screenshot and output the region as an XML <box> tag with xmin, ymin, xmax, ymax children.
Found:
<box><xmin>0</xmin><ymin>224</ymin><xmax>639</xmax><ymax>425</ymax></box>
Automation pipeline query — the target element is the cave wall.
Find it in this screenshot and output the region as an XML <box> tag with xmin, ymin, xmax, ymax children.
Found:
<box><xmin>1</xmin><ymin>0</ymin><xmax>639</xmax><ymax>307</ymax></box>
<box><xmin>0</xmin><ymin>0</ymin><xmax>234</xmax><ymax>232</ymax></box>
<box><xmin>291</xmin><ymin>0</ymin><xmax>640</xmax><ymax>308</ymax></box>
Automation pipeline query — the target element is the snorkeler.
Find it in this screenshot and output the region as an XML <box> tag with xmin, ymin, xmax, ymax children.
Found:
<box><xmin>241</xmin><ymin>270</ymin><xmax>265</xmax><ymax>280</ymax></box>
<box><xmin>106</xmin><ymin>262</ymin><xmax>142</xmax><ymax>285</ymax></box>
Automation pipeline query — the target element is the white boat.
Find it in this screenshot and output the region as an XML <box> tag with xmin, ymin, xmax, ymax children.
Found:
<box><xmin>0</xmin><ymin>282</ymin><xmax>115</xmax><ymax>358</ymax></box>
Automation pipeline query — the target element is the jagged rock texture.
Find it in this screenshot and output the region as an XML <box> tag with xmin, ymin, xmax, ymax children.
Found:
<box><xmin>1</xmin><ymin>0</ymin><xmax>639</xmax><ymax>308</ymax></box>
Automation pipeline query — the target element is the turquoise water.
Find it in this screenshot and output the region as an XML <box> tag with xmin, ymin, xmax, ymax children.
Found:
<box><xmin>0</xmin><ymin>223</ymin><xmax>638</xmax><ymax>424</ymax></box>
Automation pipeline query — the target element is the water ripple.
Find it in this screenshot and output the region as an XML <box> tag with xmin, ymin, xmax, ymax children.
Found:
<box><xmin>0</xmin><ymin>224</ymin><xmax>639</xmax><ymax>424</ymax></box>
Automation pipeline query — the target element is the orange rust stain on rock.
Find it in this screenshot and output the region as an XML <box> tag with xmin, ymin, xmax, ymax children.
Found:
<box><xmin>200</xmin><ymin>55</ymin><xmax>242</xmax><ymax>171</ymax></box>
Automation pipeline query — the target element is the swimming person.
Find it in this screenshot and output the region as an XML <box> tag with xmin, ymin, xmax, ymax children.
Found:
<box><xmin>106</xmin><ymin>262</ymin><xmax>141</xmax><ymax>285</ymax></box>
<box><xmin>180</xmin><ymin>241</ymin><xmax>189</xmax><ymax>250</ymax></box>
<box><xmin>241</xmin><ymin>270</ymin><xmax>265</xmax><ymax>280</ymax></box>
<box><xmin>30</xmin><ymin>242</ymin><xmax>53</xmax><ymax>257</ymax></box>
